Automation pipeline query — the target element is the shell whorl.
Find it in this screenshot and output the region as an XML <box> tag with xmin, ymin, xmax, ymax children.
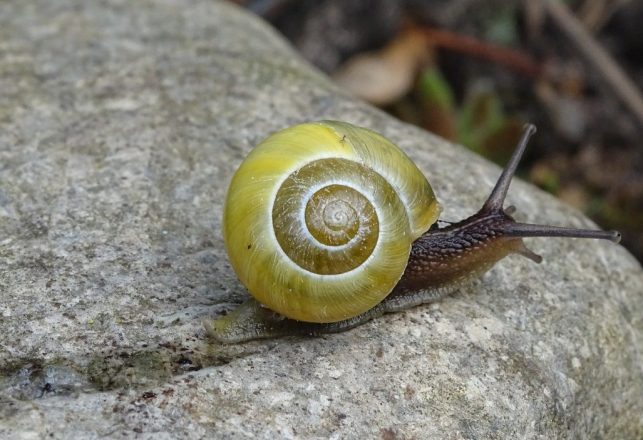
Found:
<box><xmin>223</xmin><ymin>121</ymin><xmax>441</xmax><ymax>323</ymax></box>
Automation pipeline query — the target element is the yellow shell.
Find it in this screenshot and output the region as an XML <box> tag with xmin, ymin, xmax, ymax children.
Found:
<box><xmin>223</xmin><ymin>121</ymin><xmax>441</xmax><ymax>323</ymax></box>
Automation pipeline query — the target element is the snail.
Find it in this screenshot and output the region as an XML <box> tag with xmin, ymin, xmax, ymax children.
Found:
<box><xmin>206</xmin><ymin>121</ymin><xmax>620</xmax><ymax>343</ymax></box>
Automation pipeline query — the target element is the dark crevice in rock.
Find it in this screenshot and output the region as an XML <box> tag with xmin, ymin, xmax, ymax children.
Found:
<box><xmin>0</xmin><ymin>340</ymin><xmax>267</xmax><ymax>399</ymax></box>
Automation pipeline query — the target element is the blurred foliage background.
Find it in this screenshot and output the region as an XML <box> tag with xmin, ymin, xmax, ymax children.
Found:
<box><xmin>234</xmin><ymin>0</ymin><xmax>643</xmax><ymax>262</ymax></box>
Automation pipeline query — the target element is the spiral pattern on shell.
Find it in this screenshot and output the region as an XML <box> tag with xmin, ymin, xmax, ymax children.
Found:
<box><xmin>223</xmin><ymin>121</ymin><xmax>441</xmax><ymax>322</ymax></box>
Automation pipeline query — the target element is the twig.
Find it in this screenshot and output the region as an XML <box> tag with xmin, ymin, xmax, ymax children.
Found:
<box><xmin>543</xmin><ymin>0</ymin><xmax>643</xmax><ymax>128</ymax></box>
<box><xmin>422</xmin><ymin>28</ymin><xmax>544</xmax><ymax>78</ymax></box>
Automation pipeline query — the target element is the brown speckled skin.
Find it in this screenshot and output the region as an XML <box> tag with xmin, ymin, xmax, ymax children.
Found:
<box><xmin>391</xmin><ymin>210</ymin><xmax>523</xmax><ymax>297</ymax></box>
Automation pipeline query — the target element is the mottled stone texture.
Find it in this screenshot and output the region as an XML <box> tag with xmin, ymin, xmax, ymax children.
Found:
<box><xmin>0</xmin><ymin>1</ymin><xmax>641</xmax><ymax>438</ymax></box>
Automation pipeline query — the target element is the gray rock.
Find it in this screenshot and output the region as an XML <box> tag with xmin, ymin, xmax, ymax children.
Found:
<box><xmin>0</xmin><ymin>0</ymin><xmax>641</xmax><ymax>438</ymax></box>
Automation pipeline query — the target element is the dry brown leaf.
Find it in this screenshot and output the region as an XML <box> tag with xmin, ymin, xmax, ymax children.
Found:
<box><xmin>332</xmin><ymin>29</ymin><xmax>429</xmax><ymax>106</ymax></box>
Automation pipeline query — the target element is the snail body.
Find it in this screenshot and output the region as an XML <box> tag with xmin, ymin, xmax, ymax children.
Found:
<box><xmin>207</xmin><ymin>121</ymin><xmax>620</xmax><ymax>343</ymax></box>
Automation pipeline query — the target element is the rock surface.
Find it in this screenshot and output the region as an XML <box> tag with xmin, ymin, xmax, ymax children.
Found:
<box><xmin>0</xmin><ymin>0</ymin><xmax>641</xmax><ymax>438</ymax></box>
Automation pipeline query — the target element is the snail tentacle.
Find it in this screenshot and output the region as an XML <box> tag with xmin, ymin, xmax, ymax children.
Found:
<box><xmin>391</xmin><ymin>124</ymin><xmax>620</xmax><ymax>298</ymax></box>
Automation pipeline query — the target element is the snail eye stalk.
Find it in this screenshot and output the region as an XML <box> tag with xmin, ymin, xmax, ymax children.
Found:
<box><xmin>482</xmin><ymin>123</ymin><xmax>620</xmax><ymax>244</ymax></box>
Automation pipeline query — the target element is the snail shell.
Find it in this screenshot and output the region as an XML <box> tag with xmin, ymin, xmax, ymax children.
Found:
<box><xmin>223</xmin><ymin>121</ymin><xmax>441</xmax><ymax>322</ymax></box>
